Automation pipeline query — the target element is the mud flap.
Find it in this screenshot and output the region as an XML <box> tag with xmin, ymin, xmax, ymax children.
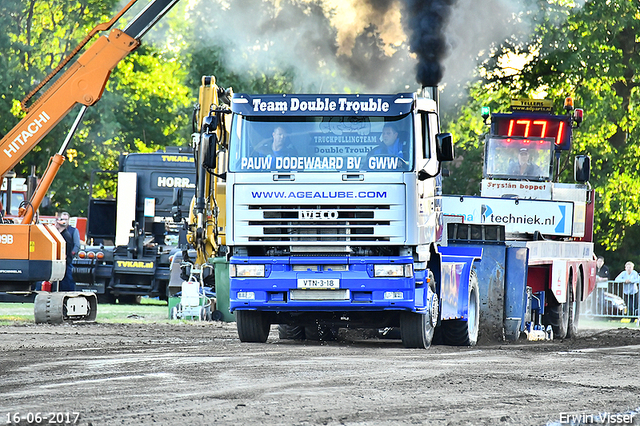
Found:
<box><xmin>504</xmin><ymin>246</ymin><xmax>529</xmax><ymax>340</ymax></box>
<box><xmin>461</xmin><ymin>244</ymin><xmax>506</xmax><ymax>342</ymax></box>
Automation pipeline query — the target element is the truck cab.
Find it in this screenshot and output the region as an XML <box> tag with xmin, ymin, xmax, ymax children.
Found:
<box><xmin>443</xmin><ymin>98</ymin><xmax>596</xmax><ymax>340</ymax></box>
<box><xmin>222</xmin><ymin>91</ymin><xmax>483</xmax><ymax>348</ymax></box>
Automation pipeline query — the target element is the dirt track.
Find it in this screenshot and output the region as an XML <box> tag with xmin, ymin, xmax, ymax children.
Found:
<box><xmin>1</xmin><ymin>321</ymin><xmax>639</xmax><ymax>426</ymax></box>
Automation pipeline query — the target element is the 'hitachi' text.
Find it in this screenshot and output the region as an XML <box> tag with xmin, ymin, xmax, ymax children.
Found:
<box><xmin>4</xmin><ymin>111</ymin><xmax>51</xmax><ymax>158</ymax></box>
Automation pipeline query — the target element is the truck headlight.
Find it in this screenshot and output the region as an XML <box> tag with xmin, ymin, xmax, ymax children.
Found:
<box><xmin>374</xmin><ymin>264</ymin><xmax>413</xmax><ymax>278</ymax></box>
<box><xmin>230</xmin><ymin>264</ymin><xmax>265</xmax><ymax>277</ymax></box>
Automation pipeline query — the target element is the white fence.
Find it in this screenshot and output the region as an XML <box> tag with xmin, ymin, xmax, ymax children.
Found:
<box><xmin>585</xmin><ymin>280</ymin><xmax>639</xmax><ymax>322</ymax></box>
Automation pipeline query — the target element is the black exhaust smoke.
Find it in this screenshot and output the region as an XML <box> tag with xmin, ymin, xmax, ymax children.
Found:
<box><xmin>401</xmin><ymin>0</ymin><xmax>458</xmax><ymax>87</ymax></box>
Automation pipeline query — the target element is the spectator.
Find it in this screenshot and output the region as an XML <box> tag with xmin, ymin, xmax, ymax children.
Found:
<box><xmin>596</xmin><ymin>256</ymin><xmax>610</xmax><ymax>283</ymax></box>
<box><xmin>55</xmin><ymin>212</ymin><xmax>80</xmax><ymax>291</ymax></box>
<box><xmin>589</xmin><ymin>255</ymin><xmax>610</xmax><ymax>315</ymax></box>
<box><xmin>615</xmin><ymin>261</ymin><xmax>639</xmax><ymax>316</ymax></box>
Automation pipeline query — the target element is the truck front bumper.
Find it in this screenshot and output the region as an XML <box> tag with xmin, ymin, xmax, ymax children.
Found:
<box><xmin>229</xmin><ymin>255</ymin><xmax>429</xmax><ymax>313</ymax></box>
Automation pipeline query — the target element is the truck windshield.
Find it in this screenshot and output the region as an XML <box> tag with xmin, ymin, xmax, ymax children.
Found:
<box><xmin>1</xmin><ymin>192</ymin><xmax>25</xmax><ymax>216</ymax></box>
<box><xmin>228</xmin><ymin>114</ymin><xmax>414</xmax><ymax>172</ymax></box>
<box><xmin>484</xmin><ymin>136</ymin><xmax>553</xmax><ymax>181</ymax></box>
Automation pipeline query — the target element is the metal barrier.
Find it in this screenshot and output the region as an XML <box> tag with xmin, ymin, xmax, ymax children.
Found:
<box><xmin>584</xmin><ymin>281</ymin><xmax>640</xmax><ymax>324</ymax></box>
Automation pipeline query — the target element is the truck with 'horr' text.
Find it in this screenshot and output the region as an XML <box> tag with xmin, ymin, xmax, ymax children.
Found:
<box><xmin>72</xmin><ymin>149</ymin><xmax>195</xmax><ymax>303</ymax></box>
<box><xmin>189</xmin><ymin>86</ymin><xmax>595</xmax><ymax>347</ymax></box>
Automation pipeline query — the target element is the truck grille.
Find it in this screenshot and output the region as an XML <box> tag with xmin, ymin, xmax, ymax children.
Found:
<box><xmin>249</xmin><ymin>204</ymin><xmax>390</xmax><ymax>242</ymax></box>
<box><xmin>233</xmin><ymin>183</ymin><xmax>406</xmax><ymax>246</ymax></box>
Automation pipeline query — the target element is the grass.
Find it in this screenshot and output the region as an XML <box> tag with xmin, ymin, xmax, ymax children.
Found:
<box><xmin>1</xmin><ymin>298</ymin><xmax>638</xmax><ymax>329</ymax></box>
<box><xmin>0</xmin><ymin>297</ymin><xmax>171</xmax><ymax>325</ymax></box>
<box><xmin>581</xmin><ymin>316</ymin><xmax>640</xmax><ymax>329</ymax></box>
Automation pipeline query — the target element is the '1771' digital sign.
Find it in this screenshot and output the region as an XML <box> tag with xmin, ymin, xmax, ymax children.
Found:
<box><xmin>491</xmin><ymin>113</ymin><xmax>573</xmax><ymax>151</ymax></box>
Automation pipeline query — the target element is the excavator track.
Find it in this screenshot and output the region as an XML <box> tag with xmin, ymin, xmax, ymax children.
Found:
<box><xmin>34</xmin><ymin>292</ymin><xmax>98</xmax><ymax>324</ymax></box>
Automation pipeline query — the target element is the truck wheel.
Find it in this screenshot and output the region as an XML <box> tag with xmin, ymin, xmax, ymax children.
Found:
<box><xmin>566</xmin><ymin>274</ymin><xmax>582</xmax><ymax>338</ymax></box>
<box><xmin>278</xmin><ymin>325</ymin><xmax>306</xmax><ymax>340</ymax></box>
<box><xmin>236</xmin><ymin>310</ymin><xmax>270</xmax><ymax>343</ymax></box>
<box><xmin>400</xmin><ymin>311</ymin><xmax>435</xmax><ymax>348</ymax></box>
<box><xmin>118</xmin><ymin>295</ymin><xmax>140</xmax><ymax>305</ymax></box>
<box><xmin>98</xmin><ymin>293</ymin><xmax>116</xmax><ymax>304</ymax></box>
<box><xmin>440</xmin><ymin>271</ymin><xmax>480</xmax><ymax>346</ymax></box>
<box><xmin>304</xmin><ymin>324</ymin><xmax>338</xmax><ymax>341</ymax></box>
<box><xmin>544</xmin><ymin>280</ymin><xmax>571</xmax><ymax>339</ymax></box>
<box><xmin>400</xmin><ymin>282</ymin><xmax>438</xmax><ymax>349</ymax></box>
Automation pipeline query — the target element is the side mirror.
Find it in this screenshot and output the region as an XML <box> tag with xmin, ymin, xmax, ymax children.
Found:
<box><xmin>436</xmin><ymin>133</ymin><xmax>454</xmax><ymax>162</ymax></box>
<box><xmin>172</xmin><ymin>187</ymin><xmax>183</xmax><ymax>206</ymax></box>
<box><xmin>202</xmin><ymin>133</ymin><xmax>218</xmax><ymax>170</ymax></box>
<box><xmin>574</xmin><ymin>155</ymin><xmax>591</xmax><ymax>183</ymax></box>
<box><xmin>201</xmin><ymin>114</ymin><xmax>219</xmax><ymax>133</ymax></box>
<box><xmin>171</xmin><ymin>188</ymin><xmax>183</xmax><ymax>223</ymax></box>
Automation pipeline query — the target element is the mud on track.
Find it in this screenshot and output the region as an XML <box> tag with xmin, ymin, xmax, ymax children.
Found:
<box><xmin>1</xmin><ymin>322</ymin><xmax>639</xmax><ymax>426</ymax></box>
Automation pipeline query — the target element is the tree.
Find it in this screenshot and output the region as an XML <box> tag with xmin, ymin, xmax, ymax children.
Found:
<box><xmin>445</xmin><ymin>0</ymin><xmax>640</xmax><ymax>273</ymax></box>
<box><xmin>0</xmin><ymin>0</ymin><xmax>193</xmax><ymax>216</ymax></box>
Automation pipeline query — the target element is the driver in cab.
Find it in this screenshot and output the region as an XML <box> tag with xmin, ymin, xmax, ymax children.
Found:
<box><xmin>367</xmin><ymin>123</ymin><xmax>410</xmax><ymax>167</ymax></box>
<box><xmin>507</xmin><ymin>147</ymin><xmax>542</xmax><ymax>176</ymax></box>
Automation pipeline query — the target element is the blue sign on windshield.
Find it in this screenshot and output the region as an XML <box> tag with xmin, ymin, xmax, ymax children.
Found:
<box><xmin>231</xmin><ymin>93</ymin><xmax>415</xmax><ymax>117</ymax></box>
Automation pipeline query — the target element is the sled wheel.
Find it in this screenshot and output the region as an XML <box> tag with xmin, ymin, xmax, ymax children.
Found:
<box><xmin>440</xmin><ymin>270</ymin><xmax>480</xmax><ymax>346</ymax></box>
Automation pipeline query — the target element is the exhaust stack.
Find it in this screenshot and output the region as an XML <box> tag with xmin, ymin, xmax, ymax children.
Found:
<box><xmin>422</xmin><ymin>86</ymin><xmax>440</xmax><ymax>113</ymax></box>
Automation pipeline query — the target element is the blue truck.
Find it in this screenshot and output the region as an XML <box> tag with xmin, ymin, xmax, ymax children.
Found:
<box><xmin>189</xmin><ymin>86</ymin><xmax>595</xmax><ymax>348</ymax></box>
<box><xmin>73</xmin><ymin>150</ymin><xmax>195</xmax><ymax>303</ymax></box>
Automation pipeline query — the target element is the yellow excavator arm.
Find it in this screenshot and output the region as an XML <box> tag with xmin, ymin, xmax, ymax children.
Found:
<box><xmin>187</xmin><ymin>76</ymin><xmax>231</xmax><ymax>268</ymax></box>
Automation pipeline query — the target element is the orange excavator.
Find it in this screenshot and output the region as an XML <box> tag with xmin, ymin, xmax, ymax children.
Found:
<box><xmin>0</xmin><ymin>0</ymin><xmax>182</xmax><ymax>323</ymax></box>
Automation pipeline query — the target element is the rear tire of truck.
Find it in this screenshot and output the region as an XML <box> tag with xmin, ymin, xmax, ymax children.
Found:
<box><xmin>236</xmin><ymin>310</ymin><xmax>270</xmax><ymax>343</ymax></box>
<box><xmin>440</xmin><ymin>271</ymin><xmax>480</xmax><ymax>346</ymax></box>
<box><xmin>566</xmin><ymin>274</ymin><xmax>582</xmax><ymax>338</ymax></box>
<box><xmin>544</xmin><ymin>276</ymin><xmax>571</xmax><ymax>339</ymax></box>
<box><xmin>304</xmin><ymin>324</ymin><xmax>338</xmax><ymax>342</ymax></box>
<box><xmin>278</xmin><ymin>325</ymin><xmax>306</xmax><ymax>340</ymax></box>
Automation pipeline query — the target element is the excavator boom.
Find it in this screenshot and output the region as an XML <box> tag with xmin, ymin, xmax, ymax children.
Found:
<box><xmin>0</xmin><ymin>0</ymin><xmax>182</xmax><ymax>323</ymax></box>
<box><xmin>0</xmin><ymin>0</ymin><xmax>181</xmax><ymax>178</ymax></box>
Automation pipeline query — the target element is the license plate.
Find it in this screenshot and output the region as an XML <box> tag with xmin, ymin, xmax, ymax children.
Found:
<box><xmin>297</xmin><ymin>278</ymin><xmax>339</xmax><ymax>289</ymax></box>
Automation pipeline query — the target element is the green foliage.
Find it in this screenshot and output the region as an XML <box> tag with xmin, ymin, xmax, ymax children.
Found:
<box><xmin>446</xmin><ymin>0</ymin><xmax>640</xmax><ymax>273</ymax></box>
<box><xmin>0</xmin><ymin>1</ymin><xmax>193</xmax><ymax>216</ymax></box>
<box><xmin>2</xmin><ymin>0</ymin><xmax>639</xmax><ymax>275</ymax></box>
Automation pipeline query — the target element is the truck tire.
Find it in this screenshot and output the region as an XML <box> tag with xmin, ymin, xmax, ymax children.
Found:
<box><xmin>401</xmin><ymin>272</ymin><xmax>439</xmax><ymax>348</ymax></box>
<box><xmin>440</xmin><ymin>271</ymin><xmax>480</xmax><ymax>346</ymax></box>
<box><xmin>236</xmin><ymin>310</ymin><xmax>270</xmax><ymax>343</ymax></box>
<box><xmin>98</xmin><ymin>293</ymin><xmax>116</xmax><ymax>304</ymax></box>
<box><xmin>304</xmin><ymin>324</ymin><xmax>338</xmax><ymax>341</ymax></box>
<box><xmin>544</xmin><ymin>276</ymin><xmax>571</xmax><ymax>339</ymax></box>
<box><xmin>566</xmin><ymin>274</ymin><xmax>582</xmax><ymax>338</ymax></box>
<box><xmin>400</xmin><ymin>311</ymin><xmax>435</xmax><ymax>348</ymax></box>
<box><xmin>278</xmin><ymin>325</ymin><xmax>306</xmax><ymax>340</ymax></box>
